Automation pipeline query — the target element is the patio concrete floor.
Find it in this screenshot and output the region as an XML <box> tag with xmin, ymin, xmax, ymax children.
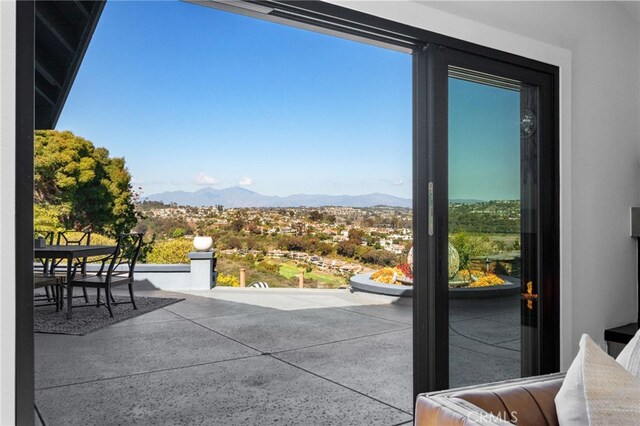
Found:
<box><xmin>35</xmin><ymin>287</ymin><xmax>520</xmax><ymax>425</ymax></box>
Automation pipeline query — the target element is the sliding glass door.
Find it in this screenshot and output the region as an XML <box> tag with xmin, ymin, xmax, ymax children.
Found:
<box><xmin>413</xmin><ymin>45</ymin><xmax>559</xmax><ymax>392</ymax></box>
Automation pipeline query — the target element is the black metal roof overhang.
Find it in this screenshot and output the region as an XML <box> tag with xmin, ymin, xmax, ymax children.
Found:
<box><xmin>35</xmin><ymin>0</ymin><xmax>106</xmax><ymax>130</ymax></box>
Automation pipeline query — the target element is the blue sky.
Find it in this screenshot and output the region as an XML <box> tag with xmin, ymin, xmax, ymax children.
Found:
<box><xmin>57</xmin><ymin>0</ymin><xmax>519</xmax><ymax>201</ymax></box>
<box><xmin>449</xmin><ymin>79</ymin><xmax>520</xmax><ymax>201</ymax></box>
<box><xmin>57</xmin><ymin>0</ymin><xmax>412</xmax><ymax>198</ymax></box>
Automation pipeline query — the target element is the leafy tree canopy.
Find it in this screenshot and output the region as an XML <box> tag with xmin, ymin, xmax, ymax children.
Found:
<box><xmin>449</xmin><ymin>231</ymin><xmax>500</xmax><ymax>269</ymax></box>
<box><xmin>34</xmin><ymin>130</ymin><xmax>138</xmax><ymax>236</ymax></box>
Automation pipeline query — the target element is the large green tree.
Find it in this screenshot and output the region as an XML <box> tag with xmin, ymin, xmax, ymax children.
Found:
<box><xmin>34</xmin><ymin>130</ymin><xmax>138</xmax><ymax>236</ymax></box>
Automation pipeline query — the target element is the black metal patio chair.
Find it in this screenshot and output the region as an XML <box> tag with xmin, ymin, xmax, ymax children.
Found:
<box><xmin>67</xmin><ymin>233</ymin><xmax>144</xmax><ymax>317</ymax></box>
<box><xmin>34</xmin><ymin>230</ymin><xmax>61</xmax><ymax>308</ymax></box>
<box><xmin>54</xmin><ymin>230</ymin><xmax>92</xmax><ymax>304</ymax></box>
<box><xmin>34</xmin><ymin>275</ymin><xmax>62</xmax><ymax>308</ymax></box>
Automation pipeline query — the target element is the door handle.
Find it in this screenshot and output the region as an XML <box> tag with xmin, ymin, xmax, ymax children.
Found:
<box><xmin>521</xmin><ymin>281</ymin><xmax>538</xmax><ymax>310</ymax></box>
<box><xmin>428</xmin><ymin>182</ymin><xmax>433</xmax><ymax>236</ymax></box>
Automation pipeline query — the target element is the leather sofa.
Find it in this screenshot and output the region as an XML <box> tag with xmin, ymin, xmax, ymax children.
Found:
<box><xmin>415</xmin><ymin>372</ymin><xmax>566</xmax><ymax>425</ymax></box>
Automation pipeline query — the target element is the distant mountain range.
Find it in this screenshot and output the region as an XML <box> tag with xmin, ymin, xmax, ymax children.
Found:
<box><xmin>144</xmin><ymin>186</ymin><xmax>413</xmax><ymax>208</ymax></box>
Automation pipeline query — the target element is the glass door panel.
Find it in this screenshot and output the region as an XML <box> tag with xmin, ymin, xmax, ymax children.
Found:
<box><xmin>447</xmin><ymin>68</ymin><xmax>539</xmax><ymax>387</ymax></box>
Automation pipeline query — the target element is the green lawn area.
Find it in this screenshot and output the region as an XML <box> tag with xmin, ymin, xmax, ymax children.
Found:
<box><xmin>216</xmin><ymin>256</ymin><xmax>345</xmax><ymax>289</ymax></box>
<box><xmin>279</xmin><ymin>263</ymin><xmax>302</xmax><ymax>279</ymax></box>
<box><xmin>279</xmin><ymin>263</ymin><xmax>346</xmax><ymax>286</ymax></box>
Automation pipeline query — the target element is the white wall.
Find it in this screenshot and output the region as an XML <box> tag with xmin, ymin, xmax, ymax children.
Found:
<box><xmin>0</xmin><ymin>1</ymin><xmax>16</xmax><ymax>423</ymax></box>
<box><xmin>328</xmin><ymin>0</ymin><xmax>640</xmax><ymax>367</ymax></box>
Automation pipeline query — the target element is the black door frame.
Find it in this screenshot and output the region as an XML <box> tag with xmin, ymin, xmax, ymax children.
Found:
<box><xmin>415</xmin><ymin>45</ymin><xmax>560</xmax><ymax>391</ymax></box>
<box><xmin>15</xmin><ymin>1</ymin><xmax>559</xmax><ymax>422</ymax></box>
<box><xmin>16</xmin><ymin>1</ymin><xmax>35</xmax><ymax>424</ymax></box>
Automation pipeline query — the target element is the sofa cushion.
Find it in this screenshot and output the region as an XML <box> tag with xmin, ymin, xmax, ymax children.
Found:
<box><xmin>555</xmin><ymin>334</ymin><xmax>640</xmax><ymax>426</ymax></box>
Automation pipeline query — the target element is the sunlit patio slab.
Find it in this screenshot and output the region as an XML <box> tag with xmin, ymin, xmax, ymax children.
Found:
<box><xmin>35</xmin><ymin>315</ymin><xmax>260</xmax><ymax>389</ymax></box>
<box><xmin>494</xmin><ymin>339</ymin><xmax>521</xmax><ymax>351</ymax></box>
<box><xmin>161</xmin><ymin>294</ymin><xmax>276</xmax><ymax>320</ymax></box>
<box><xmin>275</xmin><ymin>328</ymin><xmax>413</xmax><ymax>413</ymax></box>
<box><xmin>35</xmin><ymin>287</ymin><xmax>519</xmax><ymax>425</ymax></box>
<box><xmin>186</xmin><ymin>287</ymin><xmax>414</xmax><ymax>325</ymax></box>
<box><xmin>181</xmin><ymin>287</ymin><xmax>406</xmax><ymax>310</ymax></box>
<box><xmin>36</xmin><ymin>355</ymin><xmax>412</xmax><ymax>426</ymax></box>
<box><xmin>336</xmin><ymin>302</ymin><xmax>412</xmax><ymax>325</ymax></box>
<box><xmin>109</xmin><ymin>305</ymin><xmax>184</xmax><ymax>327</ymax></box>
<box><xmin>193</xmin><ymin>305</ymin><xmax>409</xmax><ymax>353</ymax></box>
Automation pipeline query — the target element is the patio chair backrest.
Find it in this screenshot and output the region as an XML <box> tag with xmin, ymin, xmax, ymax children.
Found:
<box><xmin>106</xmin><ymin>233</ymin><xmax>144</xmax><ymax>281</ymax></box>
<box><xmin>57</xmin><ymin>230</ymin><xmax>91</xmax><ymax>246</ymax></box>
<box><xmin>57</xmin><ymin>230</ymin><xmax>92</xmax><ymax>275</ymax></box>
<box><xmin>34</xmin><ymin>229</ymin><xmax>55</xmax><ymax>244</ymax></box>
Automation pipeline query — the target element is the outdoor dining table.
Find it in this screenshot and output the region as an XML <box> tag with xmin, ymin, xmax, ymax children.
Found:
<box><xmin>34</xmin><ymin>245</ymin><xmax>117</xmax><ymax>319</ymax></box>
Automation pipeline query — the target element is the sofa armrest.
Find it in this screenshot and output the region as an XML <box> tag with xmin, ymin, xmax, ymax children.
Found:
<box><xmin>415</xmin><ymin>373</ymin><xmax>566</xmax><ymax>426</ymax></box>
<box><xmin>416</xmin><ymin>394</ymin><xmax>511</xmax><ymax>425</ymax></box>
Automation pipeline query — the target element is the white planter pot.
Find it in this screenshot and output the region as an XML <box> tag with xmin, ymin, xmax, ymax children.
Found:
<box><xmin>193</xmin><ymin>236</ymin><xmax>213</xmax><ymax>252</ymax></box>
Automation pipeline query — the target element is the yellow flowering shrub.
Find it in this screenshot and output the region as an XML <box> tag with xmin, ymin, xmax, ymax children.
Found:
<box><xmin>90</xmin><ymin>233</ymin><xmax>116</xmax><ymax>246</ymax></box>
<box><xmin>216</xmin><ymin>273</ymin><xmax>240</xmax><ymax>287</ymax></box>
<box><xmin>371</xmin><ymin>267</ymin><xmax>405</xmax><ymax>285</ymax></box>
<box><xmin>146</xmin><ymin>239</ymin><xmax>193</xmax><ymax>264</ymax></box>
<box><xmin>468</xmin><ymin>272</ymin><xmax>505</xmax><ymax>288</ymax></box>
<box><xmin>458</xmin><ymin>269</ymin><xmax>484</xmax><ymax>282</ymax></box>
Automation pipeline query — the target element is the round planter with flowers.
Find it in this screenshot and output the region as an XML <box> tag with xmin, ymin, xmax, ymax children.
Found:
<box><xmin>349</xmin><ymin>244</ymin><xmax>520</xmax><ymax>298</ymax></box>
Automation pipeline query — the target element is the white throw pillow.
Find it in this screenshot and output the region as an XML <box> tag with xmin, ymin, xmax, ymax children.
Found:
<box><xmin>616</xmin><ymin>328</ymin><xmax>640</xmax><ymax>379</ymax></box>
<box><xmin>555</xmin><ymin>337</ymin><xmax>589</xmax><ymax>426</ymax></box>
<box><xmin>555</xmin><ymin>334</ymin><xmax>640</xmax><ymax>426</ymax></box>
